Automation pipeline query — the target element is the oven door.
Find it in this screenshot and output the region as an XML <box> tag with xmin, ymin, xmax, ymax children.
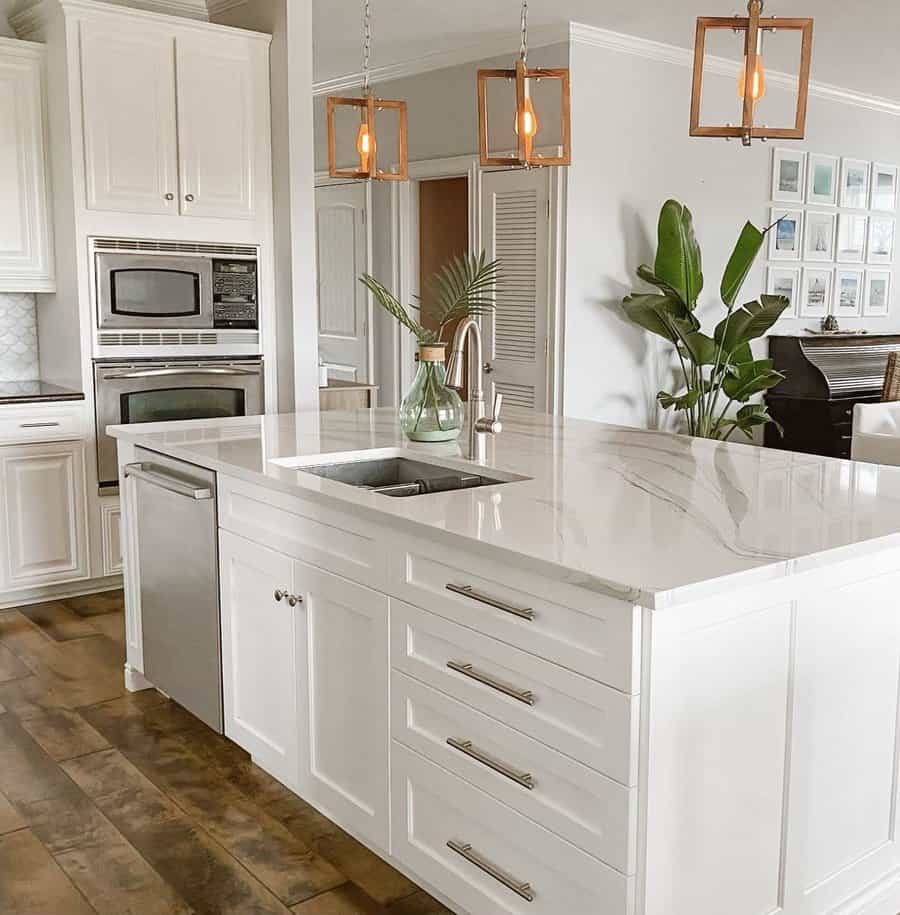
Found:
<box><xmin>95</xmin><ymin>360</ymin><xmax>264</xmax><ymax>489</ymax></box>
<box><xmin>96</xmin><ymin>253</ymin><xmax>213</xmax><ymax>330</ymax></box>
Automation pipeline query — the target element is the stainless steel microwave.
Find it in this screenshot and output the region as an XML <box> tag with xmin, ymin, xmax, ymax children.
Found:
<box><xmin>95</xmin><ymin>250</ymin><xmax>259</xmax><ymax>331</ymax></box>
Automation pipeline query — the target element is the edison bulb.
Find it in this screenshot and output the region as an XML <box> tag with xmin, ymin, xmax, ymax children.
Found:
<box><xmin>356</xmin><ymin>122</ymin><xmax>373</xmax><ymax>171</ymax></box>
<box><xmin>737</xmin><ymin>54</ymin><xmax>766</xmax><ymax>102</ymax></box>
<box><xmin>514</xmin><ymin>96</ymin><xmax>539</xmax><ymax>139</ymax></box>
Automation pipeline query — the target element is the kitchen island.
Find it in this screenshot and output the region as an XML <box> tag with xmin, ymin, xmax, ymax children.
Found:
<box><xmin>111</xmin><ymin>408</ymin><xmax>900</xmax><ymax>915</ymax></box>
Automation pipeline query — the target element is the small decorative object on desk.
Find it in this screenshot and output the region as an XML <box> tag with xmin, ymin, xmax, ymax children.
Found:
<box><xmin>821</xmin><ymin>314</ymin><xmax>840</xmax><ymax>333</ymax></box>
<box><xmin>361</xmin><ymin>251</ymin><xmax>501</xmax><ymax>442</ymax></box>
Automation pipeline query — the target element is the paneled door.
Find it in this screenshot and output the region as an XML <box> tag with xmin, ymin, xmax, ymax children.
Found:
<box><xmin>480</xmin><ymin>168</ymin><xmax>551</xmax><ymax>412</ymax></box>
<box><xmin>315</xmin><ymin>182</ymin><xmax>371</xmax><ymax>384</ymax></box>
<box><xmin>294</xmin><ymin>560</ymin><xmax>389</xmax><ymax>852</ymax></box>
<box><xmin>79</xmin><ymin>20</ymin><xmax>178</xmax><ymax>215</ymax></box>
<box><xmin>174</xmin><ymin>32</ymin><xmax>257</xmax><ymax>219</ymax></box>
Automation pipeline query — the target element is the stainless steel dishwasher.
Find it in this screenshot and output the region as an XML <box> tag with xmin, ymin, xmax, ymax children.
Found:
<box><xmin>125</xmin><ymin>447</ymin><xmax>223</xmax><ymax>733</ymax></box>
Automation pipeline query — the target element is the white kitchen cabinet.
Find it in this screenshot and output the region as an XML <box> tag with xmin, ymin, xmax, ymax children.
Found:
<box><xmin>295</xmin><ymin>561</ymin><xmax>390</xmax><ymax>852</ymax></box>
<box><xmin>0</xmin><ymin>38</ymin><xmax>54</xmax><ymax>292</ymax></box>
<box><xmin>0</xmin><ymin>440</ymin><xmax>88</xmax><ymax>591</ymax></box>
<box><xmin>219</xmin><ymin>530</ymin><xmax>298</xmax><ymax>789</ymax></box>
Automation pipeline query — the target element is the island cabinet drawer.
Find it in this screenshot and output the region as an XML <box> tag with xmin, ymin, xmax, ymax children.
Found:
<box><xmin>389</xmin><ymin>537</ymin><xmax>640</xmax><ymax>693</ymax></box>
<box><xmin>0</xmin><ymin>403</ymin><xmax>85</xmax><ymax>444</ymax></box>
<box><xmin>217</xmin><ymin>474</ymin><xmax>387</xmax><ymax>589</ymax></box>
<box><xmin>391</xmin><ymin>743</ymin><xmax>634</xmax><ymax>915</ymax></box>
<box><xmin>391</xmin><ymin>600</ymin><xmax>638</xmax><ymax>786</ymax></box>
<box><xmin>391</xmin><ymin>669</ymin><xmax>637</xmax><ymax>873</ymax></box>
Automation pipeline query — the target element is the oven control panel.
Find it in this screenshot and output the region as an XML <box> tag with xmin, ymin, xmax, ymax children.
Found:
<box><xmin>212</xmin><ymin>259</ymin><xmax>259</xmax><ymax>329</ymax></box>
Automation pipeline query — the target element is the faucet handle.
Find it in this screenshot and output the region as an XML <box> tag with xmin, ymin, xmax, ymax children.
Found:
<box><xmin>475</xmin><ymin>392</ymin><xmax>503</xmax><ymax>435</ymax></box>
<box><xmin>492</xmin><ymin>392</ymin><xmax>503</xmax><ymax>421</ymax></box>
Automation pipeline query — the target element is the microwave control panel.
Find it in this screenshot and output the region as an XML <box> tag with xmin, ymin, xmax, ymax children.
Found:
<box><xmin>212</xmin><ymin>259</ymin><xmax>259</xmax><ymax>329</ymax></box>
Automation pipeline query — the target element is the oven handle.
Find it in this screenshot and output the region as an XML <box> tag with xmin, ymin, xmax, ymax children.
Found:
<box><xmin>102</xmin><ymin>367</ymin><xmax>261</xmax><ymax>380</ymax></box>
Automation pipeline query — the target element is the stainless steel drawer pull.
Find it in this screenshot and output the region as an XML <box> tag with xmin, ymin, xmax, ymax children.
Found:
<box><xmin>124</xmin><ymin>463</ymin><xmax>213</xmax><ymax>500</ymax></box>
<box><xmin>19</xmin><ymin>421</ymin><xmax>61</xmax><ymax>428</ymax></box>
<box><xmin>446</xmin><ymin>583</ymin><xmax>535</xmax><ymax>621</ymax></box>
<box><xmin>447</xmin><ymin>660</ymin><xmax>535</xmax><ymax>706</ymax></box>
<box><xmin>447</xmin><ymin>737</ymin><xmax>535</xmax><ymax>789</ymax></box>
<box><xmin>446</xmin><ymin>840</ymin><xmax>534</xmax><ymax>902</ymax></box>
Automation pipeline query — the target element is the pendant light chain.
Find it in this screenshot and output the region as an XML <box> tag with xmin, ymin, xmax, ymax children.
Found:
<box><xmin>362</xmin><ymin>0</ymin><xmax>371</xmax><ymax>93</ymax></box>
<box><xmin>519</xmin><ymin>0</ymin><xmax>528</xmax><ymax>62</ymax></box>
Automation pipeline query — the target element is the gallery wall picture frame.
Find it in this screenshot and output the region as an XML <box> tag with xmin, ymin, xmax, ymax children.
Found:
<box><xmin>833</xmin><ymin>268</ymin><xmax>864</xmax><ymax>318</ymax></box>
<box><xmin>767</xmin><ymin>266</ymin><xmax>801</xmax><ymax>317</ymax></box>
<box><xmin>870</xmin><ymin>163</ymin><xmax>899</xmax><ymax>212</ymax></box>
<box><xmin>836</xmin><ymin>213</ymin><xmax>868</xmax><ymax>264</ymax></box>
<box><xmin>806</xmin><ymin>153</ymin><xmax>839</xmax><ymax>206</ymax></box>
<box><xmin>772</xmin><ymin>149</ymin><xmax>807</xmax><ymax>203</ymax></box>
<box><xmin>800</xmin><ymin>267</ymin><xmax>832</xmax><ymax>318</ymax></box>
<box><xmin>868</xmin><ymin>216</ymin><xmax>896</xmax><ymax>265</ymax></box>
<box><xmin>863</xmin><ymin>270</ymin><xmax>892</xmax><ymax>317</ymax></box>
<box><xmin>803</xmin><ymin>210</ymin><xmax>836</xmax><ymax>262</ymax></box>
<box><xmin>840</xmin><ymin>158</ymin><xmax>871</xmax><ymax>209</ymax></box>
<box><xmin>769</xmin><ymin>208</ymin><xmax>803</xmax><ymax>260</ymax></box>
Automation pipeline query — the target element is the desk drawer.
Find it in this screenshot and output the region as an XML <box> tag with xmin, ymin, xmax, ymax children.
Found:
<box><xmin>0</xmin><ymin>403</ymin><xmax>85</xmax><ymax>444</ymax></box>
<box><xmin>391</xmin><ymin>600</ymin><xmax>638</xmax><ymax>785</ymax></box>
<box><xmin>391</xmin><ymin>743</ymin><xmax>633</xmax><ymax>915</ymax></box>
<box><xmin>391</xmin><ymin>536</ymin><xmax>640</xmax><ymax>692</ymax></box>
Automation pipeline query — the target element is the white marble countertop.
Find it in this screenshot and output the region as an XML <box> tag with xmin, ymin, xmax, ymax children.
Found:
<box><xmin>110</xmin><ymin>408</ymin><xmax>900</xmax><ymax>609</ymax></box>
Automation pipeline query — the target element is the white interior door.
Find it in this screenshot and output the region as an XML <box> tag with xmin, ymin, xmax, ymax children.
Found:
<box><xmin>315</xmin><ymin>183</ymin><xmax>371</xmax><ymax>384</ymax></box>
<box><xmin>480</xmin><ymin>168</ymin><xmax>550</xmax><ymax>412</ymax></box>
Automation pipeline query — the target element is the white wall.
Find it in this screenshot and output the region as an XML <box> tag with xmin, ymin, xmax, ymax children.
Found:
<box><xmin>563</xmin><ymin>38</ymin><xmax>900</xmax><ymax>430</ymax></box>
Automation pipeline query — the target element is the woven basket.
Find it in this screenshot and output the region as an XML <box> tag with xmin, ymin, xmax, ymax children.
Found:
<box><xmin>882</xmin><ymin>352</ymin><xmax>900</xmax><ymax>402</ymax></box>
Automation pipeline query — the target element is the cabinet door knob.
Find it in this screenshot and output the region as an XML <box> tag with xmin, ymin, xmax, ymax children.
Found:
<box><xmin>184</xmin><ymin>193</ymin><xmax>195</xmax><ymax>202</ymax></box>
<box><xmin>164</xmin><ymin>192</ymin><xmax>174</xmax><ymax>201</ymax></box>
<box><xmin>287</xmin><ymin>594</ymin><xmax>302</xmax><ymax>607</ymax></box>
<box><xmin>274</xmin><ymin>589</ymin><xmax>286</xmax><ymax>602</ymax></box>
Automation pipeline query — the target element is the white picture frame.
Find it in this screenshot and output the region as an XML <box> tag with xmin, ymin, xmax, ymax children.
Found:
<box><xmin>766</xmin><ymin>266</ymin><xmax>801</xmax><ymax>317</ymax></box>
<box><xmin>836</xmin><ymin>214</ymin><xmax>868</xmax><ymax>264</ymax></box>
<box><xmin>804</xmin><ymin>210</ymin><xmax>836</xmax><ymax>262</ymax></box>
<box><xmin>840</xmin><ymin>158</ymin><xmax>871</xmax><ymax>209</ymax></box>
<box><xmin>806</xmin><ymin>153</ymin><xmax>838</xmax><ymax>206</ymax></box>
<box><xmin>772</xmin><ymin>149</ymin><xmax>806</xmax><ymax>203</ymax></box>
<box><xmin>870</xmin><ymin>162</ymin><xmax>898</xmax><ymax>212</ymax></box>
<box><xmin>863</xmin><ymin>270</ymin><xmax>892</xmax><ymax>316</ymax></box>
<box><xmin>833</xmin><ymin>268</ymin><xmax>864</xmax><ymax>317</ymax></box>
<box><xmin>769</xmin><ymin>208</ymin><xmax>803</xmax><ymax>260</ymax></box>
<box><xmin>868</xmin><ymin>216</ymin><xmax>896</xmax><ymax>265</ymax></box>
<box><xmin>800</xmin><ymin>268</ymin><xmax>833</xmax><ymax>318</ymax></box>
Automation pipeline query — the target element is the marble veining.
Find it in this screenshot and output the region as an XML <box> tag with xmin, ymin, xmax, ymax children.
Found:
<box><xmin>110</xmin><ymin>408</ymin><xmax>900</xmax><ymax>608</ymax></box>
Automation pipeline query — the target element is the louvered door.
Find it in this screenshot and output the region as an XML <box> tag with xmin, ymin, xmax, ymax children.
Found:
<box><xmin>480</xmin><ymin>169</ymin><xmax>550</xmax><ymax>412</ymax></box>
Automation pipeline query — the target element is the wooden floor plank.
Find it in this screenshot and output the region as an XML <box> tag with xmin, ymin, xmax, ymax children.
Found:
<box><xmin>20</xmin><ymin>600</ymin><xmax>101</xmax><ymax>642</ymax></box>
<box><xmin>0</xmin><ymin>641</ymin><xmax>31</xmax><ymax>682</ymax></box>
<box><xmin>19</xmin><ymin>707</ymin><xmax>111</xmax><ymax>761</ymax></box>
<box><xmin>0</xmin><ymin>789</ymin><xmax>25</xmax><ymax>836</ymax></box>
<box><xmin>291</xmin><ymin>883</ymin><xmax>385</xmax><ymax>914</ymax></box>
<box><xmin>63</xmin><ymin>590</ymin><xmax>125</xmax><ymax>618</ymax></box>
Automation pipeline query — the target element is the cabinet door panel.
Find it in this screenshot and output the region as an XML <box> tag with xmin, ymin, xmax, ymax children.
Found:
<box><xmin>175</xmin><ymin>32</ymin><xmax>257</xmax><ymax>219</ymax></box>
<box><xmin>80</xmin><ymin>21</ymin><xmax>178</xmax><ymax>215</ymax></box>
<box><xmin>295</xmin><ymin>561</ymin><xmax>389</xmax><ymax>851</ymax></box>
<box><xmin>219</xmin><ymin>530</ymin><xmax>297</xmax><ymax>789</ymax></box>
<box><xmin>0</xmin><ymin>442</ymin><xmax>88</xmax><ymax>591</ymax></box>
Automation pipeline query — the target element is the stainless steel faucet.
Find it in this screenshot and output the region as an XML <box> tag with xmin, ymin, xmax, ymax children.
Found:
<box><xmin>446</xmin><ymin>316</ymin><xmax>503</xmax><ymax>463</ymax></box>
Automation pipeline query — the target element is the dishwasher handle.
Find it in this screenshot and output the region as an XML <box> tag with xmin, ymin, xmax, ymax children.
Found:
<box><xmin>124</xmin><ymin>463</ymin><xmax>213</xmax><ymax>500</ymax></box>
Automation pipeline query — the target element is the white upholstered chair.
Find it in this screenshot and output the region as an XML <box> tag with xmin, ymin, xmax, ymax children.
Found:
<box><xmin>852</xmin><ymin>402</ymin><xmax>900</xmax><ymax>466</ymax></box>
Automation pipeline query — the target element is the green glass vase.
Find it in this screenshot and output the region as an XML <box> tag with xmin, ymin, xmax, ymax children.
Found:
<box><xmin>399</xmin><ymin>345</ymin><xmax>464</xmax><ymax>442</ymax></box>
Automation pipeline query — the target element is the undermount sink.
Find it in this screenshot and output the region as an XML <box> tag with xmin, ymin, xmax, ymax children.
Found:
<box><xmin>270</xmin><ymin>451</ymin><xmax>529</xmax><ymax>498</ymax></box>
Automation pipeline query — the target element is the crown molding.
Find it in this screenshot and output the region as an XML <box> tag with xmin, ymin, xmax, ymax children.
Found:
<box><xmin>312</xmin><ymin>23</ymin><xmax>568</xmax><ymax>96</ymax></box>
<box><xmin>569</xmin><ymin>20</ymin><xmax>900</xmax><ymax>118</ymax></box>
<box><xmin>10</xmin><ymin>0</ymin><xmax>210</xmax><ymax>34</ymax></box>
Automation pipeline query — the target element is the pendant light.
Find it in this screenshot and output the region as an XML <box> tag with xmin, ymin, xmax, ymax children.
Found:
<box><xmin>476</xmin><ymin>0</ymin><xmax>571</xmax><ymax>168</ymax></box>
<box><xmin>689</xmin><ymin>0</ymin><xmax>813</xmax><ymax>146</ymax></box>
<box><xmin>326</xmin><ymin>0</ymin><xmax>408</xmax><ymax>180</ymax></box>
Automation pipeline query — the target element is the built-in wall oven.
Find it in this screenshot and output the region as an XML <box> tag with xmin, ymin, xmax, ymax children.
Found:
<box><xmin>95</xmin><ymin>358</ymin><xmax>264</xmax><ymax>491</ymax></box>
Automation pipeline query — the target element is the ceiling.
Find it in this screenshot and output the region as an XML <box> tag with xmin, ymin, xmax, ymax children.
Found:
<box><xmin>2</xmin><ymin>0</ymin><xmax>898</xmax><ymax>101</ymax></box>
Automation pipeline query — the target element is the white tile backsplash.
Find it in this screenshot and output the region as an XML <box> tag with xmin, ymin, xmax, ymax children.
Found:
<box><xmin>0</xmin><ymin>293</ymin><xmax>39</xmax><ymax>381</ymax></box>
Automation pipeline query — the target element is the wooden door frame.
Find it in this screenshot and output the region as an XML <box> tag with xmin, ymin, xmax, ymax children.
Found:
<box><xmin>313</xmin><ymin>176</ymin><xmax>375</xmax><ymax>385</ymax></box>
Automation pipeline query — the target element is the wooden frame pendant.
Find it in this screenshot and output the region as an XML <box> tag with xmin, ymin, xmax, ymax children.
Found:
<box><xmin>326</xmin><ymin>91</ymin><xmax>408</xmax><ymax>181</ymax></box>
<box><xmin>477</xmin><ymin>57</ymin><xmax>571</xmax><ymax>167</ymax></box>
<box><xmin>690</xmin><ymin>0</ymin><xmax>813</xmax><ymax>146</ymax></box>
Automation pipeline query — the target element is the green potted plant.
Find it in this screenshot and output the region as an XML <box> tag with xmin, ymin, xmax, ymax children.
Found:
<box><xmin>360</xmin><ymin>252</ymin><xmax>501</xmax><ymax>442</ymax></box>
<box><xmin>622</xmin><ymin>199</ymin><xmax>789</xmax><ymax>441</ymax></box>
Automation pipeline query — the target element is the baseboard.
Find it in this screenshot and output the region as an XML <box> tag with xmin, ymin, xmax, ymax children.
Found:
<box><xmin>833</xmin><ymin>865</ymin><xmax>900</xmax><ymax>915</ymax></box>
<box><xmin>123</xmin><ymin>664</ymin><xmax>154</xmax><ymax>693</ymax></box>
<box><xmin>0</xmin><ymin>575</ymin><xmax>123</xmax><ymax>610</ymax></box>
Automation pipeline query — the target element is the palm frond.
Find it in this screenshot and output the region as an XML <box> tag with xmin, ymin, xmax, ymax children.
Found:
<box><xmin>421</xmin><ymin>252</ymin><xmax>502</xmax><ymax>335</ymax></box>
<box><xmin>359</xmin><ymin>274</ymin><xmax>437</xmax><ymax>343</ymax></box>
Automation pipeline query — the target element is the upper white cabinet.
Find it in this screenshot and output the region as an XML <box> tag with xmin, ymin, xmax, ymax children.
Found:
<box><xmin>78</xmin><ymin>16</ymin><xmax>266</xmax><ymax>220</ymax></box>
<box><xmin>0</xmin><ymin>39</ymin><xmax>54</xmax><ymax>292</ymax></box>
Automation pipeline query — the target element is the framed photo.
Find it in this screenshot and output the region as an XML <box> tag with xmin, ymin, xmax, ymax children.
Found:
<box><xmin>806</xmin><ymin>153</ymin><xmax>838</xmax><ymax>206</ymax></box>
<box><xmin>800</xmin><ymin>268</ymin><xmax>832</xmax><ymax>318</ymax></box>
<box><xmin>771</xmin><ymin>149</ymin><xmax>806</xmax><ymax>203</ymax></box>
<box><xmin>833</xmin><ymin>268</ymin><xmax>864</xmax><ymax>317</ymax></box>
<box><xmin>766</xmin><ymin>266</ymin><xmax>801</xmax><ymax>317</ymax></box>
<box><xmin>868</xmin><ymin>216</ymin><xmax>896</xmax><ymax>264</ymax></box>
<box><xmin>769</xmin><ymin>208</ymin><xmax>803</xmax><ymax>260</ymax></box>
<box><xmin>804</xmin><ymin>210</ymin><xmax>836</xmax><ymax>262</ymax></box>
<box><xmin>840</xmin><ymin>158</ymin><xmax>870</xmax><ymax>208</ymax></box>
<box><xmin>836</xmin><ymin>214</ymin><xmax>868</xmax><ymax>264</ymax></box>
<box><xmin>870</xmin><ymin>163</ymin><xmax>898</xmax><ymax>211</ymax></box>
<box><xmin>864</xmin><ymin>270</ymin><xmax>892</xmax><ymax>316</ymax></box>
